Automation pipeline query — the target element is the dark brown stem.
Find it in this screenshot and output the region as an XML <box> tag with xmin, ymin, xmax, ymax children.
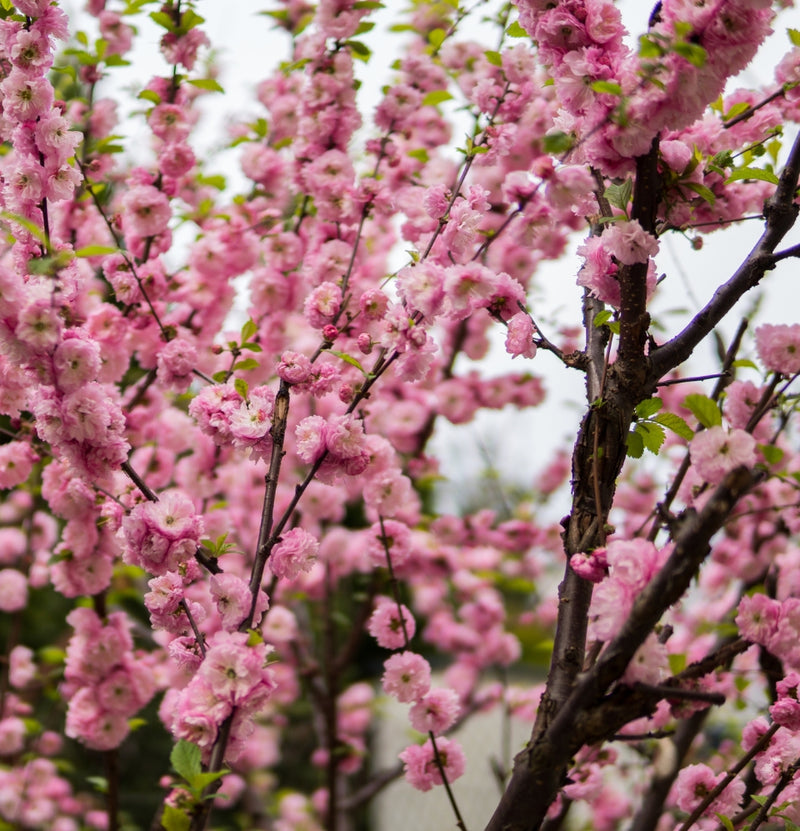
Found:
<box><xmin>105</xmin><ymin>749</ymin><xmax>120</xmax><ymax>831</ymax></box>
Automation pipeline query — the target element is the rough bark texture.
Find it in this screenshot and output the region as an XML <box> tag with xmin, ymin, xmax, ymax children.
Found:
<box><xmin>483</xmin><ymin>131</ymin><xmax>800</xmax><ymax>831</ymax></box>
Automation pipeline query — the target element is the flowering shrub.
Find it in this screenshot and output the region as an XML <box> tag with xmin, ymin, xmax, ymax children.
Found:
<box><xmin>3</xmin><ymin>1</ymin><xmax>800</xmax><ymax>831</ymax></box>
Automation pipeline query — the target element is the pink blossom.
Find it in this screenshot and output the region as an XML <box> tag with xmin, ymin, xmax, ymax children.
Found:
<box><xmin>771</xmin><ymin>672</ymin><xmax>800</xmax><ymax>731</ymax></box>
<box><xmin>689</xmin><ymin>426</ymin><xmax>756</xmax><ymax>485</ymax></box>
<box><xmin>211</xmin><ymin>572</ymin><xmax>267</xmax><ymax>630</ymax></box>
<box><xmin>755</xmin><ymin>323</ymin><xmax>800</xmax><ymax>375</ymax></box>
<box><xmin>121</xmin><ymin>185</ymin><xmax>171</xmax><ymax>238</ymax></box>
<box><xmin>409</xmin><ymin>688</ymin><xmax>461</xmax><ymax>735</ymax></box>
<box><xmin>9</xmin><ymin>645</ymin><xmax>36</xmax><ymax>688</ymax></box>
<box><xmin>198</xmin><ymin>631</ymin><xmax>275</xmax><ymax>706</ymax></box>
<box><xmin>0</xmin><ymin>569</ymin><xmax>28</xmax><ymax>612</ymax></box>
<box><xmin>120</xmin><ymin>491</ymin><xmax>204</xmax><ymax>576</ymax></box>
<box><xmin>156</xmin><ymin>337</ymin><xmax>197</xmax><ymax>393</ymax></box>
<box><xmin>600</xmin><ymin>220</ymin><xmax>659</xmax><ymax>266</ymax></box>
<box><xmin>399</xmin><ymin>737</ymin><xmax>466</xmax><ymax>791</ymax></box>
<box><xmin>505</xmin><ymin>312</ymin><xmax>537</xmax><ymax>359</ymax></box>
<box><xmin>368</xmin><ymin>600</ymin><xmax>415</xmax><ymax>649</ymax></box>
<box><xmin>381</xmin><ymin>651</ymin><xmax>431</xmax><ymax>703</ymax></box>
<box><xmin>0</xmin><ymin>441</ymin><xmax>36</xmax><ymax>489</ymax></box>
<box><xmin>270</xmin><ymin>527</ymin><xmax>320</xmax><ymax>580</ymax></box>
<box><xmin>735</xmin><ymin>593</ymin><xmax>780</xmax><ymax>645</ymax></box>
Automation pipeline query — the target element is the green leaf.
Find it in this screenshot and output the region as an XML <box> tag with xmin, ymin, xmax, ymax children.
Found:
<box><xmin>328</xmin><ymin>350</ymin><xmax>366</xmax><ymax>375</ymax></box>
<box><xmin>162</xmin><ymin>804</ymin><xmax>191</xmax><ymax>831</ymax></box>
<box><xmin>635</xmin><ymin>397</ymin><xmax>662</xmax><ymax>419</ymax></box>
<box><xmin>428</xmin><ymin>28</ymin><xmax>446</xmax><ymax>50</ymax></box>
<box><xmin>593</xmin><ymin>309</ymin><xmax>613</xmax><ymax>328</ymax></box>
<box><xmin>626</xmin><ymin>430</ymin><xmax>644</xmax><ymax>459</ymax></box>
<box><xmin>171</xmin><ymin>740</ymin><xmax>202</xmax><ymax>783</ymax></box>
<box><xmin>149</xmin><ymin>10</ymin><xmax>175</xmax><ymax>30</ymax></box>
<box><xmin>75</xmin><ymin>245</ymin><xmax>118</xmax><ymax>257</ymax></box>
<box><xmin>542</xmin><ymin>131</ymin><xmax>573</xmax><ymax>155</ymax></box>
<box><xmin>421</xmin><ymin>90</ymin><xmax>453</xmax><ymax>107</ymax></box>
<box><xmin>673</xmin><ymin>41</ymin><xmax>707</xmax><ymax>68</ymax></box>
<box><xmin>653</xmin><ymin>412</ymin><xmax>694</xmax><ymax>441</ymax></box>
<box><xmin>590</xmin><ymin>80</ymin><xmax>622</xmax><ymax>96</ymax></box>
<box><xmin>211</xmin><ymin>370</ymin><xmax>227</xmax><ymax>383</ymax></box>
<box><xmin>137</xmin><ymin>88</ymin><xmax>162</xmax><ymax>105</ymax></box>
<box><xmin>506</xmin><ymin>20</ymin><xmax>527</xmax><ymax>38</ymax></box>
<box><xmin>725</xmin><ymin>167</ymin><xmax>779</xmax><ymax>185</ymax></box>
<box><xmin>684</xmin><ymin>393</ymin><xmax>722</xmax><ymax>428</ymax></box>
<box><xmin>0</xmin><ymin>210</ymin><xmax>48</xmax><ymax>245</ymax></box>
<box><xmin>667</xmin><ymin>653</ymin><xmax>686</xmax><ymax>675</ymax></box>
<box><xmin>484</xmin><ymin>50</ymin><xmax>502</xmax><ymax>67</ymax></box>
<box><xmin>86</xmin><ymin>776</ymin><xmax>108</xmax><ymax>794</ymax></box>
<box><xmin>731</xmin><ymin>358</ymin><xmax>757</xmax><ymax>370</ymax></box>
<box><xmin>715</xmin><ymin>813</ymin><xmax>735</xmax><ymax>831</ymax></box>
<box><xmin>683</xmin><ymin>181</ymin><xmax>716</xmax><ymax>206</ymax></box>
<box><xmin>187</xmin><ymin>78</ymin><xmax>224</xmax><ymax>93</ymax></box>
<box><xmin>789</xmin><ymin>28</ymin><xmax>800</xmax><ymax>47</ymax></box>
<box><xmin>240</xmin><ymin>341</ymin><xmax>262</xmax><ymax>353</ymax></box>
<box><xmin>347</xmin><ymin>40</ymin><xmax>371</xmax><ymax>60</ymax></box>
<box><xmin>605</xmin><ymin>179</ymin><xmax>633</xmax><ymax>212</ymax></box>
<box><xmin>234</xmin><ymin>378</ymin><xmax>249</xmax><ymax>400</ymax></box>
<box><xmin>759</xmin><ymin>444</ymin><xmax>784</xmax><ymax>465</ymax></box>
<box><xmin>637</xmin><ymin>422</ymin><xmax>665</xmax><ymax>455</ymax></box>
<box><xmin>233</xmin><ymin>358</ymin><xmax>260</xmax><ymax>372</ymax></box>
<box><xmin>240</xmin><ymin>319</ymin><xmax>257</xmax><ymax>343</ymax></box>
<box><xmin>724</xmin><ymin>101</ymin><xmax>750</xmax><ymax>122</ymax></box>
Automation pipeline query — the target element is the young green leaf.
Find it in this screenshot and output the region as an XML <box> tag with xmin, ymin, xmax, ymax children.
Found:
<box><xmin>162</xmin><ymin>804</ymin><xmax>191</xmax><ymax>831</ymax></box>
<box><xmin>653</xmin><ymin>412</ymin><xmax>694</xmax><ymax>441</ymax></box>
<box><xmin>684</xmin><ymin>393</ymin><xmax>722</xmax><ymax>428</ymax></box>
<box><xmin>171</xmin><ymin>739</ymin><xmax>202</xmax><ymax>783</ymax></box>
<box><xmin>626</xmin><ymin>430</ymin><xmax>644</xmax><ymax>459</ymax></box>
<box><xmin>635</xmin><ymin>397</ymin><xmax>662</xmax><ymax>419</ymax></box>
<box><xmin>637</xmin><ymin>422</ymin><xmax>665</xmax><ymax>455</ymax></box>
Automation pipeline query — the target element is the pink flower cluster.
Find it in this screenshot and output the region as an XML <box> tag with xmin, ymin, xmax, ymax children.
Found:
<box><xmin>166</xmin><ymin>631</ymin><xmax>276</xmax><ymax>761</ymax></box>
<box><xmin>119</xmin><ymin>490</ymin><xmax>204</xmax><ymax>576</ymax></box>
<box><xmin>63</xmin><ymin>608</ymin><xmax>155</xmax><ymax>751</ymax></box>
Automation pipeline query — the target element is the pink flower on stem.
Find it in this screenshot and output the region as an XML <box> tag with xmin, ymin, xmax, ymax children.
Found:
<box><xmin>600</xmin><ymin>220</ymin><xmax>659</xmax><ymax>266</ymax></box>
<box><xmin>409</xmin><ymin>688</ymin><xmax>461</xmax><ymax>735</ymax></box>
<box><xmin>771</xmin><ymin>672</ymin><xmax>800</xmax><ymax>731</ymax></box>
<box><xmin>399</xmin><ymin>736</ymin><xmax>466</xmax><ymax>792</ymax></box>
<box><xmin>755</xmin><ymin>323</ymin><xmax>800</xmax><ymax>375</ymax></box>
<box><xmin>689</xmin><ymin>426</ymin><xmax>756</xmax><ymax>485</ymax></box>
<box><xmin>368</xmin><ymin>599</ymin><xmax>415</xmax><ymax>650</ymax></box>
<box><xmin>121</xmin><ymin>184</ymin><xmax>171</xmax><ymax>238</ymax></box>
<box><xmin>505</xmin><ymin>312</ymin><xmax>537</xmax><ymax>359</ymax></box>
<box><xmin>120</xmin><ymin>491</ymin><xmax>204</xmax><ymax>576</ymax></box>
<box><xmin>270</xmin><ymin>528</ymin><xmax>320</xmax><ymax>580</ymax></box>
<box><xmin>381</xmin><ymin>651</ymin><xmax>431</xmax><ymax>703</ymax></box>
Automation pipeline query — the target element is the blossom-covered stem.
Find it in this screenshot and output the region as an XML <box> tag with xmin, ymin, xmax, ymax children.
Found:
<box><xmin>429</xmin><ymin>732</ymin><xmax>468</xmax><ymax>831</ymax></box>
<box><xmin>380</xmin><ymin>515</ymin><xmax>410</xmax><ymax>644</ymax></box>
<box><xmin>629</xmin><ymin>711</ymin><xmax>709</xmax><ymax>831</ymax></box>
<box><xmin>723</xmin><ymin>86</ymin><xmax>788</xmax><ymax>131</ymax></box>
<box><xmin>121</xmin><ymin>460</ymin><xmax>158</xmax><ymax>503</ymax></box>
<box><xmin>188</xmin><ymin>714</ymin><xmax>234</xmax><ymax>831</ymax></box>
<box><xmin>744</xmin><ymin>374</ymin><xmax>782</xmax><ymax>433</ymax></box>
<box><xmin>677</xmin><ymin>722</ymin><xmax>780</xmax><ymax>831</ymax></box>
<box><xmin>246</xmin><ymin>380</ymin><xmax>290</xmax><ymax>623</ymax></box>
<box><xmin>179</xmin><ymin>599</ymin><xmax>206</xmax><ymax>658</ymax></box>
<box><xmin>647</xmin><ymin>319</ymin><xmax>748</xmax><ymax>542</ymax></box>
<box><xmin>323</xmin><ymin>560</ymin><xmax>340</xmax><ymax>831</ymax></box>
<box><xmin>650</xmin><ymin>130</ymin><xmax>800</xmax><ymax>380</ymax></box>
<box><xmin>672</xmin><ymin>638</ymin><xmax>750</xmax><ymax>682</ymax></box>
<box><xmin>104</xmin><ymin>749</ymin><xmax>119</xmax><ymax>831</ymax></box>
<box><xmin>76</xmin><ymin>158</ymin><xmax>169</xmax><ymax>339</ymax></box>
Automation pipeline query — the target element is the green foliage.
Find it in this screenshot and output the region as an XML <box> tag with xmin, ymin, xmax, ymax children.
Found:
<box><xmin>684</xmin><ymin>393</ymin><xmax>722</xmax><ymax>428</ymax></box>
